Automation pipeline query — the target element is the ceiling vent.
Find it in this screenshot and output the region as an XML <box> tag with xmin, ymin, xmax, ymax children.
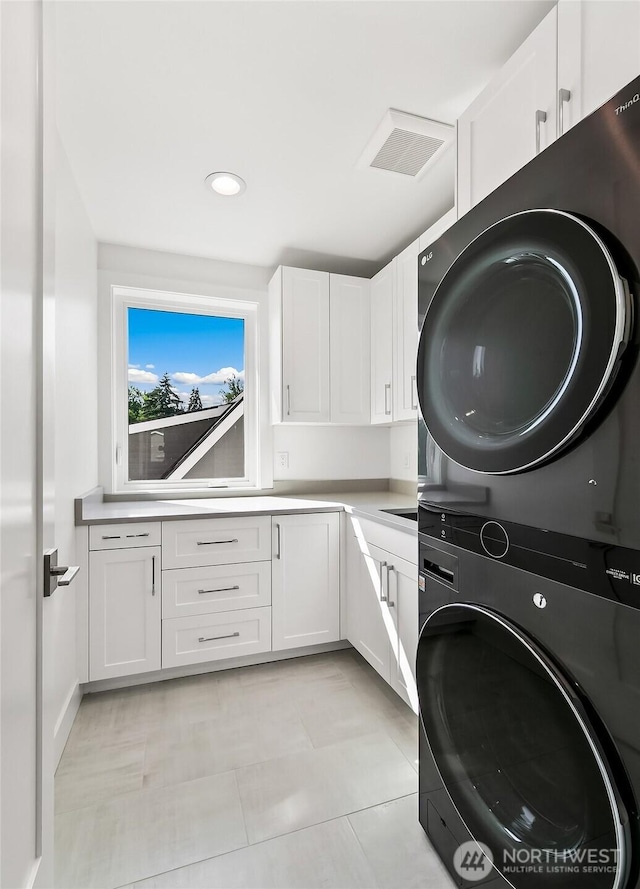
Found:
<box><xmin>357</xmin><ymin>109</ymin><xmax>454</xmax><ymax>179</ymax></box>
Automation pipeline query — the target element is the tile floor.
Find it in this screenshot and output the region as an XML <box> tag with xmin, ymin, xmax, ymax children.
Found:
<box><xmin>55</xmin><ymin>649</ymin><xmax>456</xmax><ymax>889</ymax></box>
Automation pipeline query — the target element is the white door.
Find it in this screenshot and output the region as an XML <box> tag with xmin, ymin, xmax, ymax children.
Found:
<box><xmin>329</xmin><ymin>274</ymin><xmax>370</xmax><ymax>424</ymax></box>
<box><xmin>281</xmin><ymin>267</ymin><xmax>330</xmax><ymax>422</ymax></box>
<box><xmin>370</xmin><ymin>262</ymin><xmax>394</xmax><ymax>425</ymax></box>
<box><xmin>457</xmin><ymin>5</ymin><xmax>558</xmax><ymax>214</ymax></box>
<box><xmin>393</xmin><ymin>239</ymin><xmax>420</xmax><ymax>422</ymax></box>
<box><xmin>1</xmin><ymin>2</ymin><xmax>56</xmax><ymax>885</ymax></box>
<box><xmin>345</xmin><ymin>535</ymin><xmax>391</xmax><ymax>682</ymax></box>
<box><xmin>387</xmin><ymin>555</ymin><xmax>419</xmax><ymax>713</ymax></box>
<box><xmin>89</xmin><ymin>547</ymin><xmax>162</xmax><ymax>680</ymax></box>
<box><xmin>558</xmin><ymin>0</ymin><xmax>640</xmax><ymax>134</ymax></box>
<box><xmin>271</xmin><ymin>513</ymin><xmax>340</xmax><ymax>650</ymax></box>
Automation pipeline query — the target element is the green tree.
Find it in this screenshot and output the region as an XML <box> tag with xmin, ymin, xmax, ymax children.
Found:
<box><xmin>142</xmin><ymin>372</ymin><xmax>184</xmax><ymax>420</ymax></box>
<box><xmin>219</xmin><ymin>373</ymin><xmax>244</xmax><ymax>404</ymax></box>
<box><xmin>187</xmin><ymin>387</ymin><xmax>203</xmax><ymax>412</ymax></box>
<box><xmin>128</xmin><ymin>385</ymin><xmax>145</xmax><ymax>424</ymax></box>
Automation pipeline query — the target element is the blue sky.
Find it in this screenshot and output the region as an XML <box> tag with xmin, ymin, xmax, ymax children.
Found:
<box><xmin>128</xmin><ymin>308</ymin><xmax>244</xmax><ymax>408</ymax></box>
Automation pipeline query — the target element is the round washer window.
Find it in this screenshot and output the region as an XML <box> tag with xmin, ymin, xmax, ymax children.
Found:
<box><xmin>417</xmin><ymin>210</ymin><xmax>630</xmax><ymax>474</ymax></box>
<box><xmin>417</xmin><ymin>604</ymin><xmax>629</xmax><ymax>889</ymax></box>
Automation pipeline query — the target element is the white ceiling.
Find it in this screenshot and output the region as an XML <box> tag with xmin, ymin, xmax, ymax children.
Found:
<box><xmin>54</xmin><ymin>0</ymin><xmax>555</xmax><ymax>277</ymax></box>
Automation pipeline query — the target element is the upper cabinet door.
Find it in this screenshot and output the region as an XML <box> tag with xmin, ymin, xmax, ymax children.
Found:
<box><xmin>330</xmin><ymin>274</ymin><xmax>370</xmax><ymax>424</ymax></box>
<box><xmin>281</xmin><ymin>267</ymin><xmax>330</xmax><ymax>422</ymax></box>
<box><xmin>457</xmin><ymin>5</ymin><xmax>558</xmax><ymax>215</ymax></box>
<box><xmin>393</xmin><ymin>239</ymin><xmax>420</xmax><ymax>422</ymax></box>
<box><xmin>558</xmin><ymin>0</ymin><xmax>640</xmax><ymax>134</ymax></box>
<box><xmin>370</xmin><ymin>261</ymin><xmax>394</xmax><ymax>425</ymax></box>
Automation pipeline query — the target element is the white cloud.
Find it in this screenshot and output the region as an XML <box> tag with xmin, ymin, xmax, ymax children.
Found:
<box><xmin>145</xmin><ymin>364</ymin><xmax>155</xmax><ymax>369</ymax></box>
<box><xmin>171</xmin><ymin>367</ymin><xmax>244</xmax><ymax>386</ymax></box>
<box><xmin>128</xmin><ymin>367</ymin><xmax>159</xmax><ymax>384</ymax></box>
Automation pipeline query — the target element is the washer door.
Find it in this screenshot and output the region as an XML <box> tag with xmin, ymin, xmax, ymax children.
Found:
<box><xmin>417</xmin><ymin>604</ymin><xmax>630</xmax><ymax>889</ymax></box>
<box><xmin>417</xmin><ymin>210</ymin><xmax>631</xmax><ymax>474</ymax></box>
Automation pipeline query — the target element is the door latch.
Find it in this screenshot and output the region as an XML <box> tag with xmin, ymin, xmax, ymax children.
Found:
<box><xmin>44</xmin><ymin>548</ymin><xmax>80</xmax><ymax>598</ymax></box>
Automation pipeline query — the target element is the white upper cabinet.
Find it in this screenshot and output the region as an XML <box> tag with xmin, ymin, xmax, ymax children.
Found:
<box><xmin>558</xmin><ymin>0</ymin><xmax>640</xmax><ymax>132</ymax></box>
<box><xmin>457</xmin><ymin>5</ymin><xmax>558</xmax><ymax>214</ymax></box>
<box><xmin>393</xmin><ymin>239</ymin><xmax>420</xmax><ymax>422</ymax></box>
<box><xmin>330</xmin><ymin>275</ymin><xmax>370</xmax><ymax>424</ymax></box>
<box><xmin>281</xmin><ymin>267</ymin><xmax>331</xmax><ymax>422</ymax></box>
<box><xmin>270</xmin><ymin>266</ymin><xmax>370</xmax><ymax>424</ymax></box>
<box><xmin>370</xmin><ymin>261</ymin><xmax>394</xmax><ymax>425</ymax></box>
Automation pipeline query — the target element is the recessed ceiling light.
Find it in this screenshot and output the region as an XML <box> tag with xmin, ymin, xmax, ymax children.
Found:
<box><xmin>205</xmin><ymin>171</ymin><xmax>246</xmax><ymax>197</ymax></box>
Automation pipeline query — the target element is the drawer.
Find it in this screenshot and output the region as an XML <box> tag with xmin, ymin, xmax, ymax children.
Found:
<box><xmin>89</xmin><ymin>522</ymin><xmax>162</xmax><ymax>550</ymax></box>
<box><xmin>162</xmin><ymin>607</ymin><xmax>271</xmax><ymax>668</ymax></box>
<box><xmin>162</xmin><ymin>516</ymin><xmax>271</xmax><ymax>568</ymax></box>
<box><xmin>162</xmin><ymin>561</ymin><xmax>271</xmax><ymax>618</ymax></box>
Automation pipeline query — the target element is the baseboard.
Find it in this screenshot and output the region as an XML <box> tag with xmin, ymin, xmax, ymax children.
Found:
<box><xmin>82</xmin><ymin>639</ymin><xmax>353</xmax><ymax>694</ymax></box>
<box><xmin>54</xmin><ymin>680</ymin><xmax>83</xmax><ymax>767</ymax></box>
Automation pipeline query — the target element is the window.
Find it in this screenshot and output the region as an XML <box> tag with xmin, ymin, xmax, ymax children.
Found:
<box><xmin>111</xmin><ymin>287</ymin><xmax>266</xmax><ymax>493</ymax></box>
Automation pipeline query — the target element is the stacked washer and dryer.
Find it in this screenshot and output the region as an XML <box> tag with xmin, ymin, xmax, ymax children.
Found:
<box><xmin>416</xmin><ymin>76</ymin><xmax>640</xmax><ymax>889</ymax></box>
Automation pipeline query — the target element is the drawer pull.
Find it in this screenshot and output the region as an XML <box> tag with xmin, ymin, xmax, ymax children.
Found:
<box><xmin>196</xmin><ymin>538</ymin><xmax>239</xmax><ymax>546</ymax></box>
<box><xmin>126</xmin><ymin>532</ymin><xmax>150</xmax><ymax>538</ymax></box>
<box><xmin>198</xmin><ymin>631</ymin><xmax>240</xmax><ymax>643</ymax></box>
<box><xmin>198</xmin><ymin>585</ymin><xmax>240</xmax><ymax>595</ymax></box>
<box><xmin>101</xmin><ymin>535</ymin><xmax>121</xmax><ymax>540</ymax></box>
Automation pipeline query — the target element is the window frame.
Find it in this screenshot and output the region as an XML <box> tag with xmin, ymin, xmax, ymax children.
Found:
<box><xmin>111</xmin><ymin>285</ymin><xmax>265</xmax><ymax>494</ymax></box>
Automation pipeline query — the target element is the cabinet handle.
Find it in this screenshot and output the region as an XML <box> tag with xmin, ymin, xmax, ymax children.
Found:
<box><xmin>410</xmin><ymin>375</ymin><xmax>417</xmax><ymax>411</ymax></box>
<box><xmin>275</xmin><ymin>523</ymin><xmax>281</xmax><ymax>559</ymax></box>
<box><xmin>386</xmin><ymin>564</ymin><xmax>395</xmax><ymax>607</ymax></box>
<box><xmin>152</xmin><ymin>555</ymin><xmax>156</xmax><ymax>596</ymax></box>
<box><xmin>101</xmin><ymin>535</ymin><xmax>121</xmax><ymax>540</ymax></box>
<box><xmin>384</xmin><ymin>383</ymin><xmax>391</xmax><ymax>416</ymax></box>
<box><xmin>198</xmin><ymin>585</ymin><xmax>240</xmax><ymax>595</ymax></box>
<box><xmin>286</xmin><ymin>384</ymin><xmax>291</xmax><ymax>416</ymax></box>
<box><xmin>126</xmin><ymin>532</ymin><xmax>149</xmax><ymax>538</ymax></box>
<box><xmin>378</xmin><ymin>560</ymin><xmax>388</xmax><ymax>603</ymax></box>
<box><xmin>198</xmin><ymin>631</ymin><xmax>240</xmax><ymax>643</ymax></box>
<box><xmin>558</xmin><ymin>88</ymin><xmax>571</xmax><ymax>137</ymax></box>
<box><xmin>535</xmin><ymin>109</ymin><xmax>547</xmax><ymax>155</ymax></box>
<box><xmin>196</xmin><ymin>539</ymin><xmax>239</xmax><ymax>546</ymax></box>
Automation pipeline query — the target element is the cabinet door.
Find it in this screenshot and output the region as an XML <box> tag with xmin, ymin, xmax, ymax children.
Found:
<box><xmin>393</xmin><ymin>239</ymin><xmax>420</xmax><ymax>422</ymax></box>
<box><xmin>330</xmin><ymin>274</ymin><xmax>370</xmax><ymax>424</ymax></box>
<box><xmin>271</xmin><ymin>513</ymin><xmax>340</xmax><ymax>650</ymax></box>
<box><xmin>345</xmin><ymin>532</ymin><xmax>391</xmax><ymax>682</ymax></box>
<box><xmin>89</xmin><ymin>546</ymin><xmax>161</xmax><ymax>680</ymax></box>
<box><xmin>558</xmin><ymin>0</ymin><xmax>640</xmax><ymax>134</ymax></box>
<box><xmin>282</xmin><ymin>267</ymin><xmax>330</xmax><ymax>422</ymax></box>
<box><xmin>370</xmin><ymin>262</ymin><xmax>394</xmax><ymax>425</ymax></box>
<box><xmin>457</xmin><ymin>6</ymin><xmax>558</xmax><ymax>214</ymax></box>
<box><xmin>386</xmin><ymin>554</ymin><xmax>419</xmax><ymax>713</ymax></box>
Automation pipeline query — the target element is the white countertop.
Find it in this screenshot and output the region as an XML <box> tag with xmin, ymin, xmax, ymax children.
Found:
<box><xmin>76</xmin><ymin>490</ymin><xmax>418</xmax><ymax>534</ymax></box>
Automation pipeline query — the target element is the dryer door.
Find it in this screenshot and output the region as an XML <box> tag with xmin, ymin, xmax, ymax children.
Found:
<box><xmin>417</xmin><ymin>603</ymin><xmax>630</xmax><ymax>889</ymax></box>
<box><xmin>417</xmin><ymin>210</ymin><xmax>631</xmax><ymax>474</ymax></box>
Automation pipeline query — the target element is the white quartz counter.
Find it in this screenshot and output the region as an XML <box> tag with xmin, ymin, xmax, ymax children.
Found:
<box><xmin>75</xmin><ymin>490</ymin><xmax>418</xmax><ymax>534</ymax></box>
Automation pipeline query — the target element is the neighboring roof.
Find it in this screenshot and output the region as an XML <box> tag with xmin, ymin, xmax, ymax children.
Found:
<box><xmin>129</xmin><ymin>401</ymin><xmax>234</xmax><ymax>434</ymax></box>
<box><xmin>165</xmin><ymin>397</ymin><xmax>244</xmax><ymax>480</ymax></box>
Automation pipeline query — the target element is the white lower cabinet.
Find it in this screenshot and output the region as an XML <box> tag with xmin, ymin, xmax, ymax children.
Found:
<box><xmin>271</xmin><ymin>512</ymin><xmax>341</xmax><ymax>651</ymax></box>
<box><xmin>89</xmin><ymin>546</ymin><xmax>162</xmax><ymax>680</ymax></box>
<box><xmin>346</xmin><ymin>518</ymin><xmax>418</xmax><ymax>712</ymax></box>
<box><xmin>162</xmin><ymin>607</ymin><xmax>271</xmax><ymax>668</ymax></box>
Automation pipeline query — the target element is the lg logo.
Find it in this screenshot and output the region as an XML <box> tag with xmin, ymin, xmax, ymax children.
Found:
<box><xmin>632</xmin><ymin>574</ymin><xmax>640</xmax><ymax>586</ymax></box>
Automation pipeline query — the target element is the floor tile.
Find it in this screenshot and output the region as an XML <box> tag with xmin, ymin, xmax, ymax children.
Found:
<box><xmin>55</xmin><ymin>735</ymin><xmax>146</xmax><ymax>813</ymax></box>
<box><xmin>55</xmin><ymin>771</ymin><xmax>247</xmax><ymax>888</ymax></box>
<box><xmin>126</xmin><ymin>816</ymin><xmax>377</xmax><ymax>889</ymax></box>
<box><xmin>294</xmin><ymin>681</ymin><xmax>394</xmax><ymax>748</ymax></box>
<box><xmin>348</xmin><ymin>794</ymin><xmax>457</xmax><ymax>889</ymax></box>
<box><xmin>142</xmin><ymin>698</ymin><xmax>312</xmax><ymax>789</ymax></box>
<box><xmin>236</xmin><ymin>731</ymin><xmax>417</xmax><ymax>844</ymax></box>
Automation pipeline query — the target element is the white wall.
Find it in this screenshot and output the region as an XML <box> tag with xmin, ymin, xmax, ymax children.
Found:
<box><xmin>52</xmin><ymin>139</ymin><xmax>98</xmax><ymax>759</ymax></box>
<box><xmin>273</xmin><ymin>426</ymin><xmax>389</xmax><ymax>481</ymax></box>
<box><xmin>389</xmin><ymin>422</ymin><xmax>418</xmax><ymax>482</ymax></box>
